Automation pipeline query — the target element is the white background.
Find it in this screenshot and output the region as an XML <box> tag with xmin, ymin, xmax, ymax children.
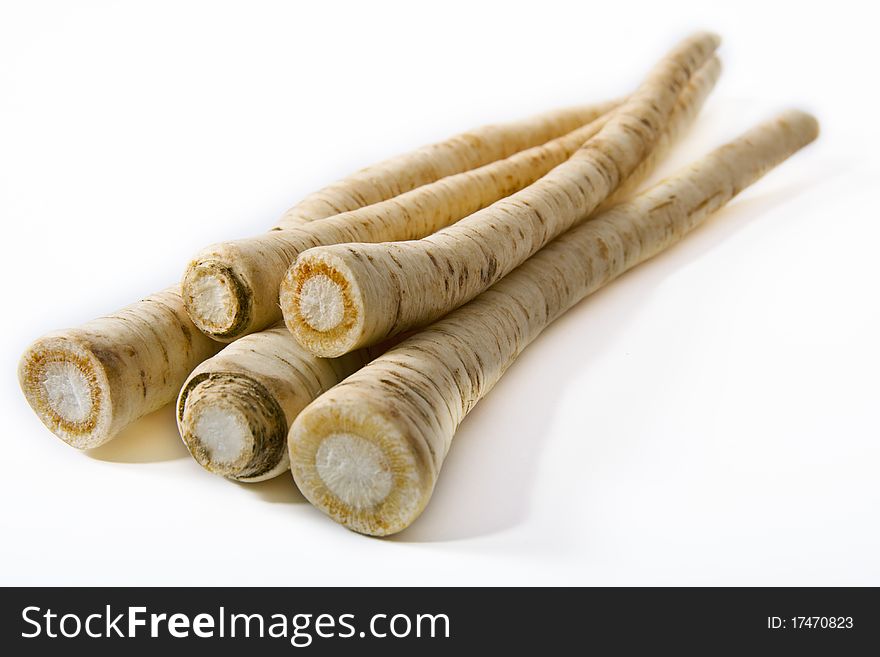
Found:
<box><xmin>2</xmin><ymin>0</ymin><xmax>878</xmax><ymax>586</ymax></box>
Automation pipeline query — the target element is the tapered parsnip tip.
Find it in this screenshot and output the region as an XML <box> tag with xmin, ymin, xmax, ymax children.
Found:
<box><xmin>18</xmin><ymin>335</ymin><xmax>112</xmax><ymax>449</ymax></box>
<box><xmin>289</xmin><ymin>397</ymin><xmax>433</xmax><ymax>536</ymax></box>
<box><xmin>182</xmin><ymin>258</ymin><xmax>250</xmax><ymax>342</ymax></box>
<box><xmin>662</xmin><ymin>31</ymin><xmax>721</xmax><ymax>64</ymax></box>
<box><xmin>675</xmin><ymin>32</ymin><xmax>722</xmax><ymax>70</ymax></box>
<box><xmin>178</xmin><ymin>373</ymin><xmax>288</xmax><ymax>481</ymax></box>
<box><xmin>280</xmin><ymin>251</ymin><xmax>365</xmax><ymax>358</ymax></box>
<box><xmin>779</xmin><ymin>109</ymin><xmax>820</xmax><ymax>141</ymax></box>
<box><xmin>686</xmin><ymin>30</ymin><xmax>722</xmax><ymax>50</ymax></box>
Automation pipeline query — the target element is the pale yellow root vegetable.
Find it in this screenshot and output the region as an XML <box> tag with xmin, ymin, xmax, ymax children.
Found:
<box><xmin>284</xmin><ymin>32</ymin><xmax>721</xmax><ymax>357</ymax></box>
<box><xmin>598</xmin><ymin>56</ymin><xmax>721</xmax><ymax>210</ymax></box>
<box><xmin>280</xmin><ymin>56</ymin><xmax>721</xmax><ymax>351</ymax></box>
<box><xmin>275</xmin><ymin>100</ymin><xmax>619</xmax><ymax>228</ymax></box>
<box><xmin>183</xmin><ymin>102</ymin><xmax>622</xmax><ymax>342</ymax></box>
<box><xmin>288</xmin><ymin>110</ymin><xmax>820</xmax><ymax>536</ymax></box>
<box><xmin>19</xmin><ymin>288</ymin><xmax>222</xmax><ymax>449</ymax></box>
<box><xmin>176</xmin><ymin>325</ymin><xmax>372</xmax><ymax>482</ymax></box>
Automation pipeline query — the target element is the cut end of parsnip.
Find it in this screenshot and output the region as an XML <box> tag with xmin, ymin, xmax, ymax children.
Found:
<box><xmin>280</xmin><ymin>252</ymin><xmax>364</xmax><ymax>358</ymax></box>
<box><xmin>192</xmin><ymin>405</ymin><xmax>252</xmax><ymax>469</ymax></box>
<box><xmin>18</xmin><ymin>336</ymin><xmax>112</xmax><ymax>449</ymax></box>
<box><xmin>289</xmin><ymin>397</ymin><xmax>431</xmax><ymax>537</ymax></box>
<box><xmin>182</xmin><ymin>260</ymin><xmax>249</xmax><ymax>342</ymax></box>
<box><xmin>178</xmin><ymin>372</ymin><xmax>288</xmax><ymax>481</ymax></box>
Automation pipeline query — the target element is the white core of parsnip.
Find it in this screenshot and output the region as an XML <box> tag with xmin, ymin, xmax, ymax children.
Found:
<box><xmin>41</xmin><ymin>361</ymin><xmax>93</xmax><ymax>424</ymax></box>
<box><xmin>315</xmin><ymin>433</ymin><xmax>395</xmax><ymax>509</ymax></box>
<box><xmin>298</xmin><ymin>275</ymin><xmax>346</xmax><ymax>333</ymax></box>
<box><xmin>192</xmin><ymin>405</ymin><xmax>250</xmax><ymax>466</ymax></box>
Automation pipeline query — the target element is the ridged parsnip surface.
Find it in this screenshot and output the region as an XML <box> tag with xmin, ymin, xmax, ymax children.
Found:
<box><xmin>288</xmin><ymin>110</ymin><xmax>819</xmax><ymax>536</ymax></box>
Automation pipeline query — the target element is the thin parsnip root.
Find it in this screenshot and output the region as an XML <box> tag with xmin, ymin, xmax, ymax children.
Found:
<box><xmin>19</xmin><ymin>288</ymin><xmax>222</xmax><ymax>449</ymax></box>
<box><xmin>288</xmin><ymin>110</ymin><xmax>819</xmax><ymax>536</ymax></box>
<box><xmin>598</xmin><ymin>56</ymin><xmax>721</xmax><ymax>210</ymax></box>
<box><xmin>282</xmin><ymin>56</ymin><xmax>721</xmax><ymax>355</ymax></box>
<box><xmin>183</xmin><ymin>103</ymin><xmax>628</xmax><ymax>341</ymax></box>
<box><xmin>275</xmin><ymin>100</ymin><xmax>619</xmax><ymax>228</ymax></box>
<box><xmin>283</xmin><ymin>32</ymin><xmax>721</xmax><ymax>357</ymax></box>
<box><xmin>176</xmin><ymin>325</ymin><xmax>372</xmax><ymax>481</ymax></box>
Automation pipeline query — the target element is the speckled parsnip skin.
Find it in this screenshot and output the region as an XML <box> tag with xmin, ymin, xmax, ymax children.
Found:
<box><xmin>288</xmin><ymin>110</ymin><xmax>819</xmax><ymax>536</ymax></box>
<box><xmin>283</xmin><ymin>55</ymin><xmax>721</xmax><ymax>356</ymax></box>
<box><xmin>598</xmin><ymin>56</ymin><xmax>721</xmax><ymax>210</ymax></box>
<box><xmin>183</xmin><ymin>102</ymin><xmax>623</xmax><ymax>342</ymax></box>
<box><xmin>285</xmin><ymin>33</ymin><xmax>722</xmax><ymax>357</ymax></box>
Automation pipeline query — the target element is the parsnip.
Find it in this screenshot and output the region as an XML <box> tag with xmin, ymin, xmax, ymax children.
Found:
<box><xmin>19</xmin><ymin>288</ymin><xmax>222</xmax><ymax>449</ymax></box>
<box><xmin>598</xmin><ymin>55</ymin><xmax>721</xmax><ymax>212</ymax></box>
<box><xmin>183</xmin><ymin>102</ymin><xmax>636</xmax><ymax>341</ymax></box>
<box><xmin>176</xmin><ymin>325</ymin><xmax>371</xmax><ymax>481</ymax></box>
<box><xmin>276</xmin><ymin>100</ymin><xmax>619</xmax><ymax>228</ymax></box>
<box><xmin>283</xmin><ymin>32</ymin><xmax>721</xmax><ymax>357</ymax></box>
<box><xmin>288</xmin><ymin>110</ymin><xmax>820</xmax><ymax>536</ymax></box>
<box><xmin>280</xmin><ymin>56</ymin><xmax>721</xmax><ymax>350</ymax></box>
